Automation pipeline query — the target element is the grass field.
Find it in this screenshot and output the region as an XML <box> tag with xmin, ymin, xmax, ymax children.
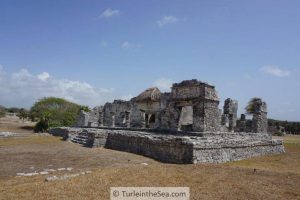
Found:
<box><xmin>0</xmin><ymin>116</ymin><xmax>299</xmax><ymax>200</ymax></box>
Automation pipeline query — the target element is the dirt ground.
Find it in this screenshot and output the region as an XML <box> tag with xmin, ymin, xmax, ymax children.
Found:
<box><xmin>0</xmin><ymin>114</ymin><xmax>36</xmax><ymax>134</ymax></box>
<box><xmin>0</xmin><ymin>116</ymin><xmax>300</xmax><ymax>200</ymax></box>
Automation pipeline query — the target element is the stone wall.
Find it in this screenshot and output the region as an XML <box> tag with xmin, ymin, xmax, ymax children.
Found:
<box><xmin>49</xmin><ymin>127</ymin><xmax>285</xmax><ymax>164</ymax></box>
<box><xmin>75</xmin><ymin>79</ymin><xmax>269</xmax><ymax>135</ymax></box>
<box><xmin>76</xmin><ymin>107</ymin><xmax>102</xmax><ymax>127</ymax></box>
<box><xmin>167</xmin><ymin>79</ymin><xmax>220</xmax><ymax>132</ymax></box>
<box><xmin>76</xmin><ymin>110</ymin><xmax>89</xmax><ymax>127</ymax></box>
<box><xmin>103</xmin><ymin>100</ymin><xmax>131</xmax><ymax>128</ymax></box>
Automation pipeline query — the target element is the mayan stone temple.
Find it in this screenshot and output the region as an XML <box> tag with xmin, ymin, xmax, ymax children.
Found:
<box><xmin>50</xmin><ymin>79</ymin><xmax>285</xmax><ymax>164</ymax></box>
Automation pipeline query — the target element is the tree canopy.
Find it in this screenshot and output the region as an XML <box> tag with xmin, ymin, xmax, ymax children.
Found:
<box><xmin>30</xmin><ymin>97</ymin><xmax>89</xmax><ymax>132</ymax></box>
<box><xmin>245</xmin><ymin>97</ymin><xmax>262</xmax><ymax>115</ymax></box>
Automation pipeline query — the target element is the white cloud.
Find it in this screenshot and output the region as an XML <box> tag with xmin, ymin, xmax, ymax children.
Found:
<box><xmin>157</xmin><ymin>15</ymin><xmax>178</xmax><ymax>27</ymax></box>
<box><xmin>100</xmin><ymin>8</ymin><xmax>120</xmax><ymax>18</ymax></box>
<box><xmin>260</xmin><ymin>66</ymin><xmax>290</xmax><ymax>77</ymax></box>
<box><xmin>0</xmin><ymin>67</ymin><xmax>115</xmax><ymax>108</ymax></box>
<box><xmin>121</xmin><ymin>41</ymin><xmax>142</xmax><ymax>50</ymax></box>
<box><xmin>100</xmin><ymin>41</ymin><xmax>107</xmax><ymax>47</ymax></box>
<box><xmin>153</xmin><ymin>78</ymin><xmax>173</xmax><ymax>92</ymax></box>
<box><xmin>37</xmin><ymin>72</ymin><xmax>50</xmax><ymax>81</ymax></box>
<box><xmin>121</xmin><ymin>94</ymin><xmax>133</xmax><ymax>101</ymax></box>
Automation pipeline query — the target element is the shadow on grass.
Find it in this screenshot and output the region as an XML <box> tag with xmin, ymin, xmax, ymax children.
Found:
<box><xmin>21</xmin><ymin>126</ymin><xmax>34</xmax><ymax>131</ymax></box>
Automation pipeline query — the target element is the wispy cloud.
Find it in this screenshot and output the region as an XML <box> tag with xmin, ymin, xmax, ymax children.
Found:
<box><xmin>121</xmin><ymin>94</ymin><xmax>133</xmax><ymax>101</ymax></box>
<box><xmin>153</xmin><ymin>78</ymin><xmax>173</xmax><ymax>92</ymax></box>
<box><xmin>37</xmin><ymin>72</ymin><xmax>50</xmax><ymax>81</ymax></box>
<box><xmin>260</xmin><ymin>66</ymin><xmax>290</xmax><ymax>77</ymax></box>
<box><xmin>0</xmin><ymin>66</ymin><xmax>115</xmax><ymax>108</ymax></box>
<box><xmin>121</xmin><ymin>41</ymin><xmax>142</xmax><ymax>50</ymax></box>
<box><xmin>100</xmin><ymin>8</ymin><xmax>120</xmax><ymax>18</ymax></box>
<box><xmin>157</xmin><ymin>15</ymin><xmax>178</xmax><ymax>27</ymax></box>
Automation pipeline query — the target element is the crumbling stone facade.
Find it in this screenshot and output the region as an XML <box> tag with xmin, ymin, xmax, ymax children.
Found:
<box><xmin>166</xmin><ymin>80</ymin><xmax>220</xmax><ymax>132</ymax></box>
<box><xmin>222</xmin><ymin>98</ymin><xmax>238</xmax><ymax>131</ymax></box>
<box><xmin>77</xmin><ymin>79</ymin><xmax>221</xmax><ymax>132</ymax></box>
<box><xmin>76</xmin><ymin>80</ymin><xmax>270</xmax><ymax>134</ymax></box>
<box><xmin>60</xmin><ymin>79</ymin><xmax>285</xmax><ymax>164</ymax></box>
<box><xmin>76</xmin><ymin>106</ymin><xmax>103</xmax><ymax>127</ymax></box>
<box><xmin>251</xmin><ymin>99</ymin><xmax>268</xmax><ymax>133</ymax></box>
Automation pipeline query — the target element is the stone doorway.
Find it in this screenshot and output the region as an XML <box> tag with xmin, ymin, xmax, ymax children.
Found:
<box><xmin>178</xmin><ymin>106</ymin><xmax>193</xmax><ymax>131</ymax></box>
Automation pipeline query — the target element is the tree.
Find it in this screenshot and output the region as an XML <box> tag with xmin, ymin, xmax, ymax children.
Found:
<box><xmin>17</xmin><ymin>108</ymin><xmax>29</xmax><ymax>122</ymax></box>
<box><xmin>0</xmin><ymin>106</ymin><xmax>6</xmax><ymax>118</ymax></box>
<box><xmin>30</xmin><ymin>97</ymin><xmax>89</xmax><ymax>132</ymax></box>
<box><xmin>245</xmin><ymin>97</ymin><xmax>262</xmax><ymax>115</ymax></box>
<box><xmin>7</xmin><ymin>107</ymin><xmax>22</xmax><ymax>113</ymax></box>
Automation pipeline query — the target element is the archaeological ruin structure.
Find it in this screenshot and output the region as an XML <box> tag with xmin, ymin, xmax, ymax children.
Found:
<box><xmin>49</xmin><ymin>79</ymin><xmax>285</xmax><ymax>164</ymax></box>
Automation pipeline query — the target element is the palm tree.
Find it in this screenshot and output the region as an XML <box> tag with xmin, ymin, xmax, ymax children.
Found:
<box><xmin>245</xmin><ymin>97</ymin><xmax>262</xmax><ymax>115</ymax></box>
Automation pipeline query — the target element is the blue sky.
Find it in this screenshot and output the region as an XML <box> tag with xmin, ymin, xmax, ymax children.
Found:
<box><xmin>0</xmin><ymin>0</ymin><xmax>299</xmax><ymax>121</ymax></box>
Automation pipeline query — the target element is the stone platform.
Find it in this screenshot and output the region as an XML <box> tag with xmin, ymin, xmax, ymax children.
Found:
<box><xmin>49</xmin><ymin>127</ymin><xmax>285</xmax><ymax>164</ymax></box>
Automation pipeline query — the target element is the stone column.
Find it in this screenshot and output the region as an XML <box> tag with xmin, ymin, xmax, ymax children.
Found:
<box><xmin>252</xmin><ymin>100</ymin><xmax>268</xmax><ymax>133</ymax></box>
<box><xmin>98</xmin><ymin>110</ymin><xmax>104</xmax><ymax>127</ymax></box>
<box><xmin>238</xmin><ymin>114</ymin><xmax>246</xmax><ymax>132</ymax></box>
<box><xmin>223</xmin><ymin>98</ymin><xmax>238</xmax><ymax>131</ymax></box>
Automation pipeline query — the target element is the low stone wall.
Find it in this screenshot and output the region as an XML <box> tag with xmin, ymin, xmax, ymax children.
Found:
<box><xmin>48</xmin><ymin>127</ymin><xmax>285</xmax><ymax>164</ymax></box>
<box><xmin>193</xmin><ymin>141</ymin><xmax>284</xmax><ymax>163</ymax></box>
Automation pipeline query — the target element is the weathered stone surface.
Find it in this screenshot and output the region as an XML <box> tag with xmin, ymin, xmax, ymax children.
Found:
<box><xmin>222</xmin><ymin>98</ymin><xmax>238</xmax><ymax>131</ymax></box>
<box><xmin>251</xmin><ymin>99</ymin><xmax>268</xmax><ymax>133</ymax></box>
<box><xmin>49</xmin><ymin>127</ymin><xmax>285</xmax><ymax>164</ymax></box>
<box><xmin>103</xmin><ymin>100</ymin><xmax>131</xmax><ymax>128</ymax></box>
<box><xmin>76</xmin><ymin>79</ymin><xmax>221</xmax><ymax>132</ymax></box>
<box><xmin>63</xmin><ymin>79</ymin><xmax>284</xmax><ymax>164</ymax></box>
<box><xmin>76</xmin><ymin>107</ymin><xmax>103</xmax><ymax>127</ymax></box>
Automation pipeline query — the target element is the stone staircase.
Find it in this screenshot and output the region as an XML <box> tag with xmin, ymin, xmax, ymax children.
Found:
<box><xmin>70</xmin><ymin>133</ymin><xmax>92</xmax><ymax>147</ymax></box>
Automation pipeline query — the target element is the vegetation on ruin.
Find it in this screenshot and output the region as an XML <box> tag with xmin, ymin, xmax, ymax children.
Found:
<box><xmin>245</xmin><ymin>97</ymin><xmax>262</xmax><ymax>115</ymax></box>
<box><xmin>30</xmin><ymin>97</ymin><xmax>89</xmax><ymax>132</ymax></box>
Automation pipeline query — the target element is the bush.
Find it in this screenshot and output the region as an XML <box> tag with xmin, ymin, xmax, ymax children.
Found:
<box><xmin>17</xmin><ymin>108</ymin><xmax>29</xmax><ymax>121</ymax></box>
<box><xmin>30</xmin><ymin>97</ymin><xmax>89</xmax><ymax>132</ymax></box>
<box><xmin>34</xmin><ymin>119</ymin><xmax>49</xmax><ymax>133</ymax></box>
<box><xmin>0</xmin><ymin>106</ymin><xmax>6</xmax><ymax>118</ymax></box>
<box><xmin>273</xmin><ymin>132</ymin><xmax>284</xmax><ymax>136</ymax></box>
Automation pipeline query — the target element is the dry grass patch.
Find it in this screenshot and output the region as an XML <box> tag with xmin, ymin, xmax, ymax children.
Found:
<box><xmin>226</xmin><ymin>135</ymin><xmax>300</xmax><ymax>174</ymax></box>
<box><xmin>0</xmin><ymin>164</ymin><xmax>299</xmax><ymax>200</ymax></box>
<box><xmin>0</xmin><ymin>117</ymin><xmax>300</xmax><ymax>200</ymax></box>
<box><xmin>0</xmin><ymin>135</ymin><xmax>61</xmax><ymax>146</ymax></box>
<box><xmin>0</xmin><ymin>115</ymin><xmax>35</xmax><ymax>134</ymax></box>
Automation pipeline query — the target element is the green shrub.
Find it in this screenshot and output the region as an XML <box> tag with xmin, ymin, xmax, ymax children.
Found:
<box><xmin>30</xmin><ymin>97</ymin><xmax>89</xmax><ymax>132</ymax></box>
<box><xmin>273</xmin><ymin>132</ymin><xmax>284</xmax><ymax>136</ymax></box>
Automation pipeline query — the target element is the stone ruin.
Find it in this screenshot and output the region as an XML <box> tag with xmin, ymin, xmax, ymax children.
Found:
<box><xmin>49</xmin><ymin>79</ymin><xmax>284</xmax><ymax>164</ymax></box>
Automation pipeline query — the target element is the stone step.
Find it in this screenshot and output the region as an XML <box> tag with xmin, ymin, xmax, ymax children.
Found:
<box><xmin>71</xmin><ymin>137</ymin><xmax>88</xmax><ymax>144</ymax></box>
<box><xmin>72</xmin><ymin>138</ymin><xmax>88</xmax><ymax>142</ymax></box>
<box><xmin>71</xmin><ymin>140</ymin><xmax>86</xmax><ymax>145</ymax></box>
<box><xmin>77</xmin><ymin>135</ymin><xmax>89</xmax><ymax>139</ymax></box>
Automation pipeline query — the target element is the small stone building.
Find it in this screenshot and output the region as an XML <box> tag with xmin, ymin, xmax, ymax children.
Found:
<box><xmin>51</xmin><ymin>79</ymin><xmax>283</xmax><ymax>164</ymax></box>
<box><xmin>76</xmin><ymin>79</ymin><xmax>268</xmax><ymax>134</ymax></box>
